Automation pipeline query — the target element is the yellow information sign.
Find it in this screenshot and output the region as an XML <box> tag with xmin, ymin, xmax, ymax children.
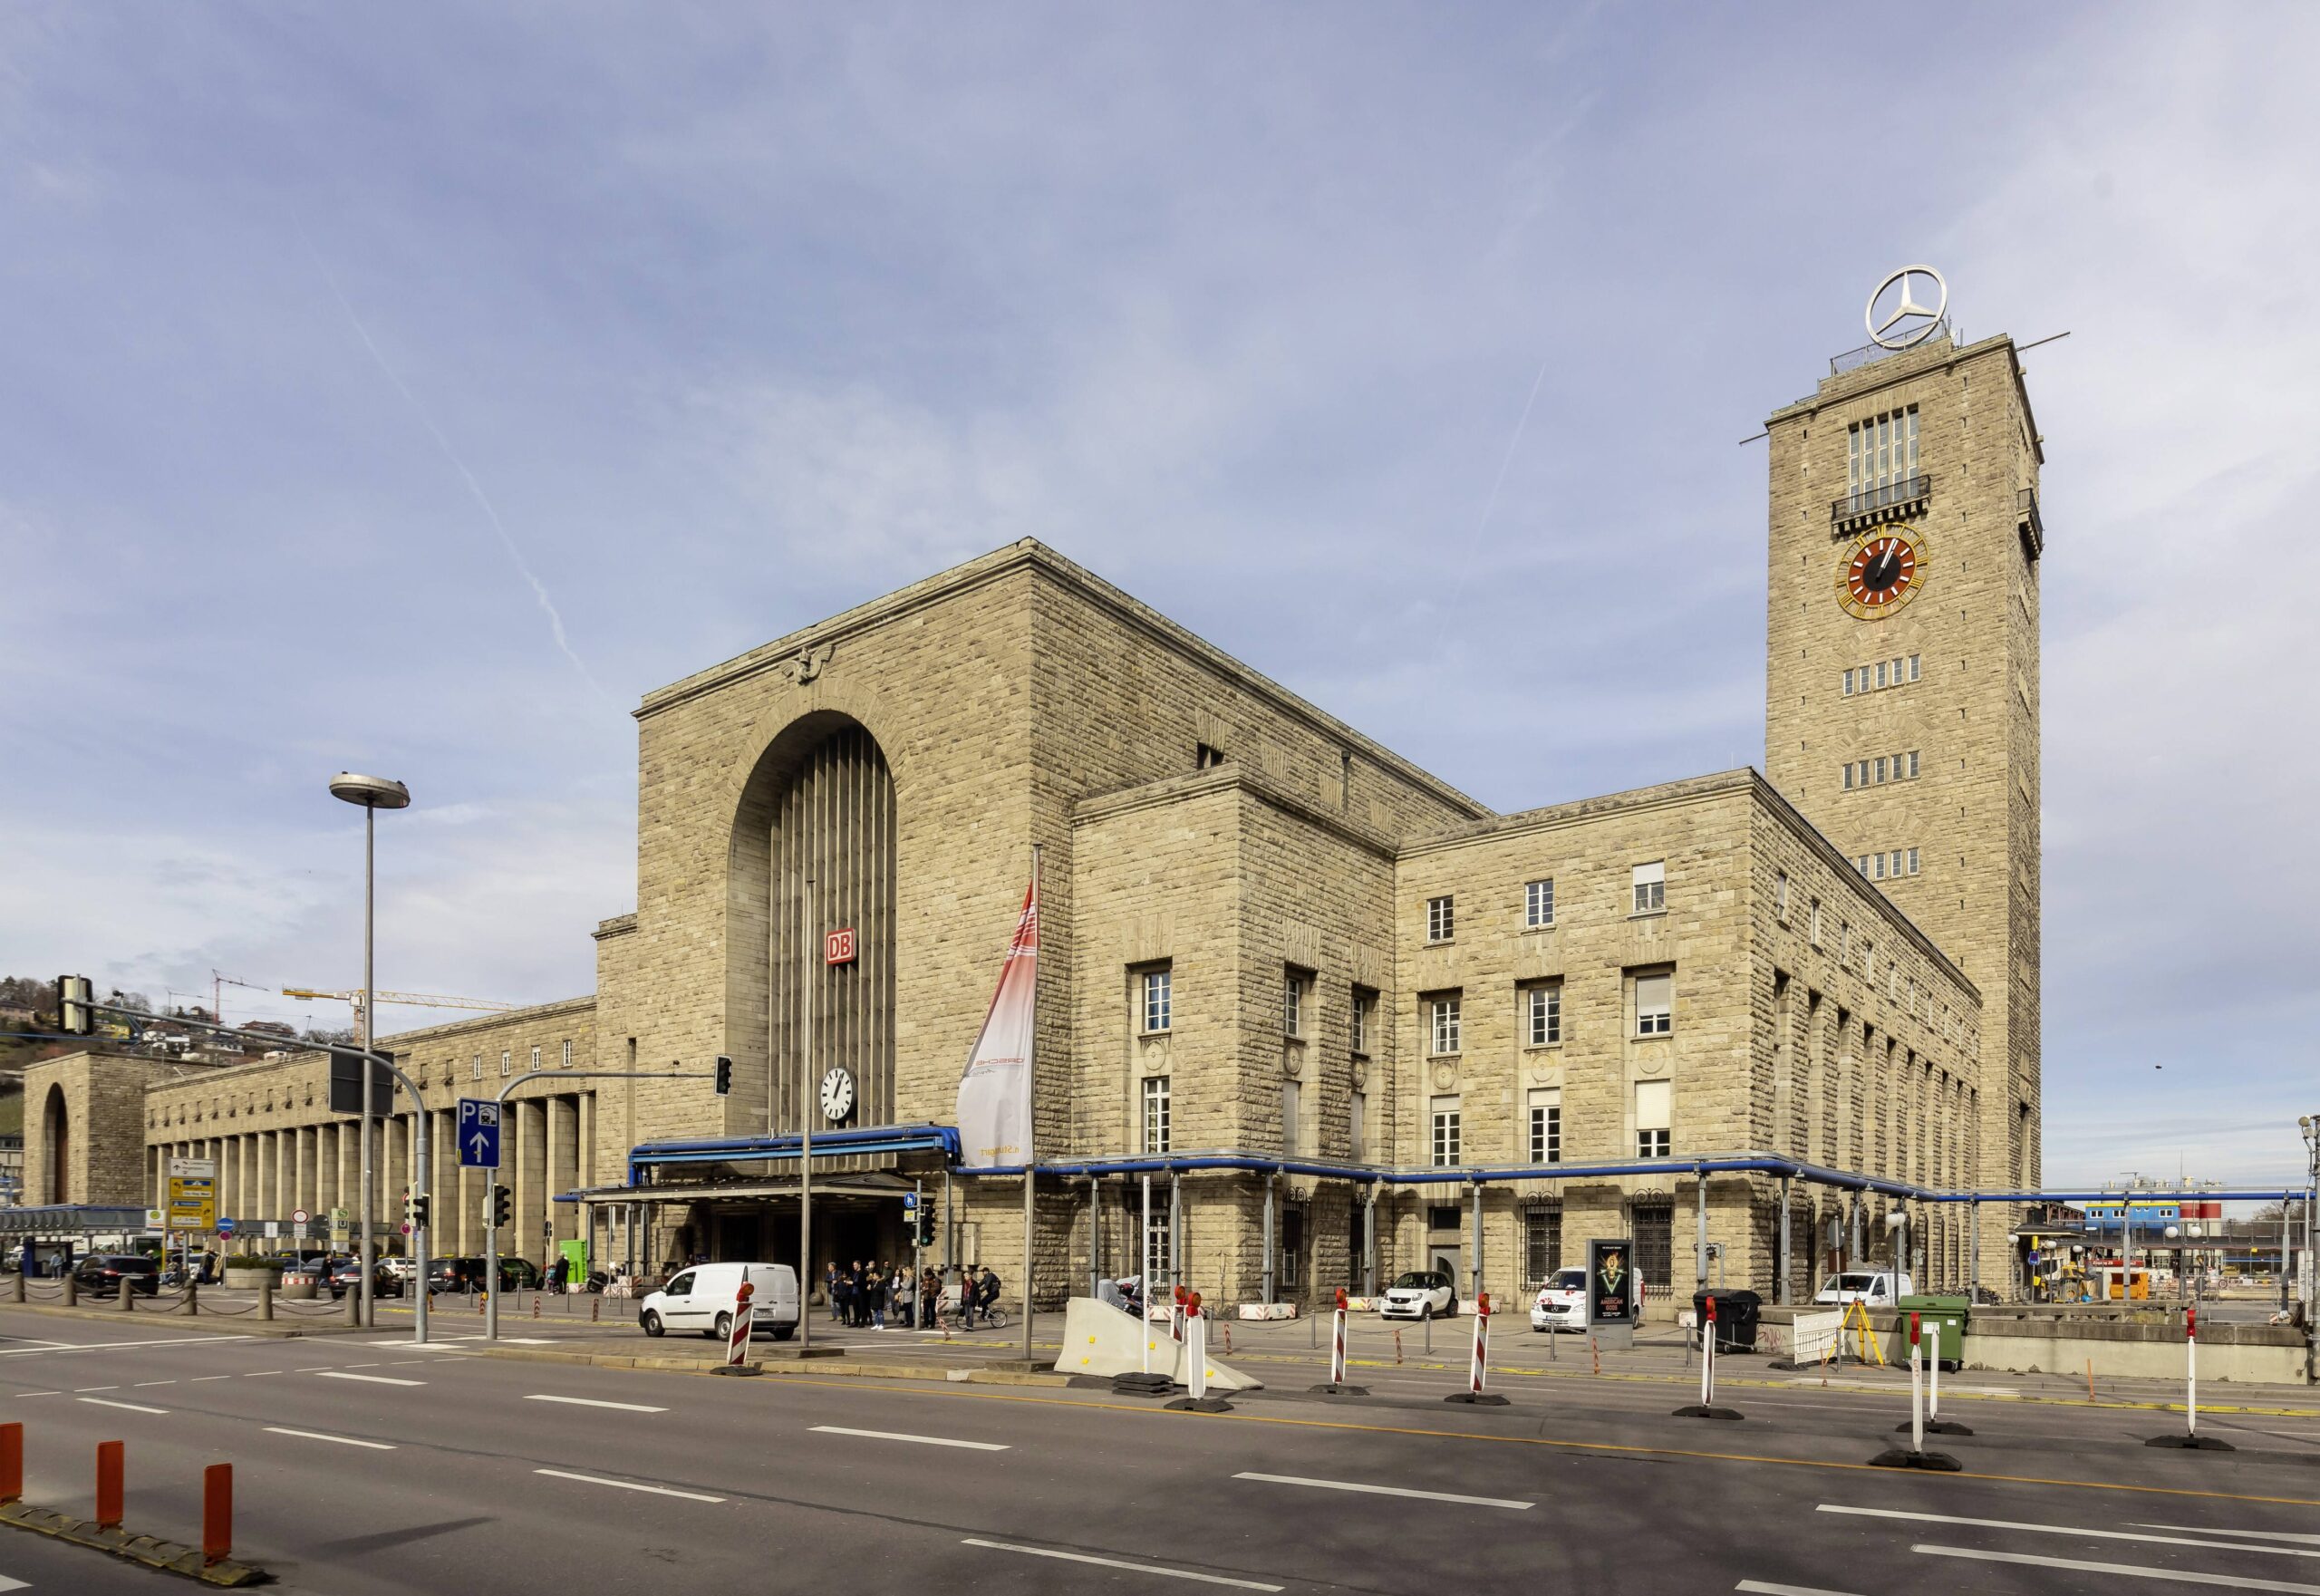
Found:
<box><xmin>166</xmin><ymin>1156</ymin><xmax>218</xmax><ymax>1232</ymax></box>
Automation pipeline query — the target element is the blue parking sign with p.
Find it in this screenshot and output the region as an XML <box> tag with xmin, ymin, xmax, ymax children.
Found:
<box><xmin>459</xmin><ymin>1098</ymin><xmax>502</xmax><ymax>1169</ymax></box>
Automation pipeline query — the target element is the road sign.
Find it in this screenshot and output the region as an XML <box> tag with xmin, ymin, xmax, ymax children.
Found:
<box><xmin>145</xmin><ymin>1208</ymin><xmax>166</xmax><ymax>1229</ymax></box>
<box><xmin>292</xmin><ymin>1207</ymin><xmax>310</xmax><ymax>1224</ymax></box>
<box><xmin>401</xmin><ymin>1222</ymin><xmax>412</xmax><ymax>1236</ymax></box>
<box><xmin>218</xmin><ymin>1217</ymin><xmax>237</xmax><ymax>1237</ymax></box>
<box><xmin>167</xmin><ymin>1171</ymin><xmax>217</xmax><ymax>1232</ymax></box>
<box><xmin>329</xmin><ymin>1206</ymin><xmax>351</xmax><ymax>1246</ymax></box>
<box><xmin>458</xmin><ymin>1098</ymin><xmax>502</xmax><ymax>1169</ymax></box>
<box><xmin>903</xmin><ymin>1193</ymin><xmax>918</xmax><ymax>1211</ymax></box>
<box><xmin>264</xmin><ymin>1221</ymin><xmax>281</xmax><ymax>1240</ymax></box>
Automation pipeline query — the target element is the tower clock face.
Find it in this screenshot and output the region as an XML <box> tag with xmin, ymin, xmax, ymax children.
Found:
<box><xmin>818</xmin><ymin>1066</ymin><xmax>856</xmax><ymax>1123</ymax></box>
<box><xmin>1837</xmin><ymin>531</ymin><xmax>1926</xmax><ymax>619</ymax></box>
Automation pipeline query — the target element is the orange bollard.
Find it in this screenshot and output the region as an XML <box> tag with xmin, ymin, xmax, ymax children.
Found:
<box><xmin>202</xmin><ymin>1464</ymin><xmax>232</xmax><ymax>1566</ymax></box>
<box><xmin>95</xmin><ymin>1439</ymin><xmax>124</xmax><ymax>1529</ymax></box>
<box><xmin>0</xmin><ymin>1422</ymin><xmax>19</xmax><ymax>1504</ymax></box>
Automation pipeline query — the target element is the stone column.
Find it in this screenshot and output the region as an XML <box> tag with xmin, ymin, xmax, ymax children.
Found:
<box><xmin>516</xmin><ymin>1098</ymin><xmax>548</xmax><ymax>1265</ymax></box>
<box><xmin>431</xmin><ymin>1108</ymin><xmax>453</xmax><ymax>1253</ymax></box>
<box><xmin>577</xmin><ymin>1092</ymin><xmax>596</xmax><ymax>1191</ymax></box>
<box><xmin>453</xmin><ymin>1139</ymin><xmax>477</xmax><ymax>1258</ymax></box>
<box><xmin>547</xmin><ymin>1096</ymin><xmax>576</xmax><ymax>1248</ymax></box>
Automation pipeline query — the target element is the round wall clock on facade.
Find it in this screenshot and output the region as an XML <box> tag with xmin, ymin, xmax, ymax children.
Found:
<box><xmin>1836</xmin><ymin>530</ymin><xmax>1927</xmax><ymax>618</ymax></box>
<box><xmin>819</xmin><ymin>1066</ymin><xmax>856</xmax><ymax>1123</ymax></box>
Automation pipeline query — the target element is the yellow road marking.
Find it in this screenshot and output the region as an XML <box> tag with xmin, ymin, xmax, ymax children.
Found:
<box><xmin>746</xmin><ymin>1370</ymin><xmax>2320</xmax><ymax>1509</ymax></box>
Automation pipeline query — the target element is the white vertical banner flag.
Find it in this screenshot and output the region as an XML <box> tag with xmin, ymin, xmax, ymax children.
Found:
<box><xmin>956</xmin><ymin>871</ymin><xmax>1039</xmax><ymax>1167</ymax></box>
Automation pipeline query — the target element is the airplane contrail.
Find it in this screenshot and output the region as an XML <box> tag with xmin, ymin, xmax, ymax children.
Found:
<box><xmin>300</xmin><ymin>230</ymin><xmax>612</xmax><ymax>703</ymax></box>
<box><xmin>1443</xmin><ymin>353</ymin><xmax>1552</xmax><ymax>618</ymax></box>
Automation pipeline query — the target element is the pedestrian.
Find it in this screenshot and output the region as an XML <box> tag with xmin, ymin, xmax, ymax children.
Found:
<box><xmin>868</xmin><ymin>1262</ymin><xmax>886</xmax><ymax>1330</ymax></box>
<box><xmin>824</xmin><ymin>1262</ymin><xmax>842</xmax><ymax>1323</ymax></box>
<box><xmin>894</xmin><ymin>1266</ymin><xmax>914</xmax><ymax>1330</ymax></box>
<box><xmin>957</xmin><ymin>1264</ymin><xmax>977</xmax><ymax>1329</ymax></box>
<box><xmin>924</xmin><ymin>1268</ymin><xmax>940</xmax><ymax>1328</ymax></box>
<box><xmin>846</xmin><ymin>1260</ymin><xmax>866</xmax><ymax>1328</ymax></box>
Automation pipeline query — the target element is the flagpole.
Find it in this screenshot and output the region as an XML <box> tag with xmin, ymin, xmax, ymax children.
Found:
<box><xmin>1023</xmin><ymin>843</ymin><xmax>1040</xmax><ymax>1365</ymax></box>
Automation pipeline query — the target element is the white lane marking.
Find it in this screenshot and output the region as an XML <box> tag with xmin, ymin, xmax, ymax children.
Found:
<box><xmin>80</xmin><ymin>1398</ymin><xmax>169</xmax><ymax>1415</ymax></box>
<box><xmin>1820</xmin><ymin>1506</ymin><xmax>2320</xmax><ymax>1561</ymax></box>
<box><xmin>243</xmin><ymin>1371</ymin><xmax>284</xmax><ymax>1378</ymax></box>
<box><xmin>2142</xmin><ymin>1527</ymin><xmax>2320</xmax><ymax>1549</ymax></box>
<box><xmin>811</xmin><ymin>1425</ymin><xmax>1006</xmax><ymax>1452</ymax></box>
<box><xmin>496</xmin><ymin>1338</ymin><xmax>557</xmax><ymax>1346</ymax></box>
<box><xmin>1233</xmin><ymin>1470</ymin><xmax>1529</xmax><ymax>1510</ymax></box>
<box><xmin>0</xmin><ymin>1334</ymin><xmax>254</xmax><ymax>1358</ymax></box>
<box><xmin>265</xmin><ymin>1427</ymin><xmax>396</xmax><ymax>1450</ymax></box>
<box><xmin>14</xmin><ymin>1392</ymin><xmax>60</xmax><ymax>1398</ymax></box>
<box><xmin>527</xmin><ymin>1395</ymin><xmax>669</xmax><ymax>1414</ymax></box>
<box><xmin>1914</xmin><ymin>1543</ymin><xmax>2320</xmax><ymax>1591</ymax></box>
<box><xmin>344</xmin><ymin>1363</ymin><xmax>380</xmax><ymax>1369</ymax></box>
<box><xmin>534</xmin><ymin>1468</ymin><xmax>722</xmax><ymax>1503</ymax></box>
<box><xmin>313</xmin><ymin>1371</ymin><xmax>425</xmax><ymax>1387</ymax></box>
<box><xmin>0</xmin><ymin>1573</ymin><xmax>27</xmax><ymax>1591</ymax></box>
<box><xmin>1737</xmin><ymin>1584</ymin><xmax>1867</xmax><ymax>1596</ymax></box>
<box><xmin>72</xmin><ymin>1386</ymin><xmax>120</xmax><ymax>1393</ymax></box>
<box><xmin>962</xmin><ymin>1539</ymin><xmax>1282</xmax><ymax>1591</ymax></box>
<box><xmin>133</xmin><ymin>1380</ymin><xmax>177</xmax><ymax>1388</ymax></box>
<box><xmin>188</xmin><ymin>1375</ymin><xmax>233</xmax><ymax>1383</ymax></box>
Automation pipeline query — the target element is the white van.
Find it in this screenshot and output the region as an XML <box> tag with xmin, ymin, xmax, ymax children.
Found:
<box><xmin>1812</xmin><ymin>1271</ymin><xmax>1913</xmax><ymax>1307</ymax></box>
<box><xmin>639</xmin><ymin>1262</ymin><xmax>800</xmax><ymax>1340</ymax></box>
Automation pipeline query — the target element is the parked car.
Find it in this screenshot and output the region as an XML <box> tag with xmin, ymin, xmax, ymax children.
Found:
<box><xmin>1812</xmin><ymin>1271</ymin><xmax>1913</xmax><ymax>1307</ymax></box>
<box><xmin>428</xmin><ymin>1255</ymin><xmax>542</xmax><ymax>1293</ymax></box>
<box><xmin>639</xmin><ymin>1262</ymin><xmax>800</xmax><ymax>1341</ymax></box>
<box><xmin>1378</xmin><ymin>1269</ymin><xmax>1457</xmax><ymax>1320</ymax></box>
<box><xmin>379</xmin><ymin>1255</ymin><xmax>417</xmax><ymax>1282</ymax></box>
<box><xmin>72</xmin><ymin>1254</ymin><xmax>161</xmax><ymax>1298</ymax></box>
<box><xmin>1530</xmin><ymin>1266</ymin><xmax>1588</xmax><ymax>1332</ymax></box>
<box><xmin>329</xmin><ymin>1260</ymin><xmax>403</xmax><ymax>1299</ymax></box>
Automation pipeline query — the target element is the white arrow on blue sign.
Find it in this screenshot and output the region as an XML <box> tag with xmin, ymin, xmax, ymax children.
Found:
<box><xmin>459</xmin><ymin>1098</ymin><xmax>503</xmax><ymax>1169</ymax></box>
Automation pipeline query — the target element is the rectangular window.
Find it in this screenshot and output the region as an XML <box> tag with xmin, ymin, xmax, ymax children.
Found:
<box><xmin>470</xmin><ymin>1053</ymin><xmax>482</xmax><ymax>1081</ymax></box>
<box><xmin>1774</xmin><ymin>871</ymin><xmax>1791</xmax><ymax>919</ymax></box>
<box><xmin>1525</xmin><ymin>1209</ymin><xmax>1562</xmax><ymax>1282</ymax></box>
<box><xmin>499</xmin><ymin>1050</ymin><xmax>511</xmax><ymax>1077</ymax></box>
<box><xmin>1349</xmin><ymin>1088</ymin><xmax>1367</xmax><ymax>1163</ymax></box>
<box><xmin>1862</xmin><ymin>942</ymin><xmax>1875</xmax><ymax>982</ymax></box>
<box><xmin>1635</xmin><ymin>972</ymin><xmax>1673</xmax><ymax>1037</ymax></box>
<box><xmin>560</xmin><ymin>1040</ymin><xmax>573</xmax><ymax>1069</ymax></box>
<box><xmin>1636</xmin><ymin>1078</ymin><xmax>1671</xmax><ymax>1159</ymax></box>
<box><xmin>1908</xmin><ymin>847</ymin><xmax>1920</xmax><ymax>875</ymax></box>
<box><xmin>1142</xmin><ymin>969</ymin><xmax>1172</xmax><ymax>1034</ymax></box>
<box><xmin>1908</xmin><ymin>750</ymin><xmax>1920</xmax><ymax>779</ymax></box>
<box><xmin>1876</xmin><ymin>661</ymin><xmax>1888</xmax><ymax>689</ymax></box>
<box><xmin>1634</xmin><ymin>1199</ymin><xmax>1675</xmax><ymax>1290</ymax></box>
<box><xmin>1350</xmin><ymin>988</ymin><xmax>1374</xmax><ymax>1056</ymax></box>
<box><xmin>1141</xmin><ymin>1076</ymin><xmax>1171</xmax><ymax>1155</ymax></box>
<box><xmin>1430</xmin><ymin>1096</ymin><xmax>1462</xmax><ymax>1167</ymax></box>
<box><xmin>1282</xmin><ymin>972</ymin><xmax>1303</xmax><ymax>1039</ymax></box>
<box><xmin>1842</xmin><ymin>668</ymin><xmax>1855</xmax><ymax>696</ymax></box>
<box><xmin>1909</xmin><ymin>653</ymin><xmax>1921</xmax><ymax>682</ymax></box>
<box><xmin>528</xmin><ymin>1045</ymin><xmax>541</xmax><ymax>1073</ymax></box>
<box><xmin>1527</xmin><ymin>1088</ymin><xmax>1561</xmax><ymax>1165</ymax></box>
<box><xmin>1874</xmin><ymin>756</ymin><xmax>1887</xmax><ymax>784</ymax></box>
<box><xmin>1839</xmin><ymin>923</ymin><xmax>1851</xmax><ymax>961</ymax></box>
<box><xmin>1810</xmin><ymin>899</ymin><xmax>1822</xmax><ymax>946</ymax></box>
<box><xmin>1848</xmin><ymin>406</ymin><xmax>1919</xmax><ymax>499</ymax></box>
<box><xmin>1281</xmin><ymin>1079</ymin><xmax>1300</xmax><ymax>1154</ymax></box>
<box><xmin>1524</xmin><ymin>877</ymin><xmax>1556</xmax><ymax>928</ymax></box>
<box><xmin>1525</xmin><ymin>984</ymin><xmax>1561</xmax><ymax>1047</ymax></box>
<box><xmin>1426</xmin><ymin>895</ymin><xmax>1455</xmax><ymax>943</ymax></box>
<box><xmin>1843</xmin><ymin>763</ymin><xmax>1854</xmax><ymax>790</ymax></box>
<box><xmin>1429</xmin><ymin>996</ymin><xmax>1462</xmax><ymax>1055</ymax></box>
<box><xmin>1632</xmin><ymin>860</ymin><xmax>1666</xmax><ymax>914</ymax></box>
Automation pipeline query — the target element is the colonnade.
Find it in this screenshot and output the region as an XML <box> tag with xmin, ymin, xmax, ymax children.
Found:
<box><xmin>147</xmin><ymin>1089</ymin><xmax>597</xmax><ymax>1266</ymax></box>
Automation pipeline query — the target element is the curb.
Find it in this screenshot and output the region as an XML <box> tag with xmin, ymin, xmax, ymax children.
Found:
<box><xmin>5</xmin><ymin>1302</ymin><xmax>362</xmax><ymax>1340</ymax></box>
<box><xmin>459</xmin><ymin>1343</ymin><xmax>1072</xmax><ymax>1388</ymax></box>
<box><xmin>0</xmin><ymin>1501</ymin><xmax>266</xmax><ymax>1587</ymax></box>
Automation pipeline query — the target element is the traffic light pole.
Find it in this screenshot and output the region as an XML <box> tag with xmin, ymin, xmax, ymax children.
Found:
<box><xmin>478</xmin><ymin>1068</ymin><xmax>714</xmax><ymax>1342</ymax></box>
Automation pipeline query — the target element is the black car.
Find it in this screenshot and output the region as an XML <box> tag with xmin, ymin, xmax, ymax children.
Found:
<box><xmin>328</xmin><ymin>1260</ymin><xmax>403</xmax><ymax>1299</ymax></box>
<box><xmin>429</xmin><ymin>1255</ymin><xmax>542</xmax><ymax>1293</ymax></box>
<box><xmin>72</xmin><ymin>1254</ymin><xmax>161</xmax><ymax>1298</ymax></box>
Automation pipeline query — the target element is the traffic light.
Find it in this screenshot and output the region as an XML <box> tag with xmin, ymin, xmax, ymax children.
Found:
<box><xmin>713</xmin><ymin>1054</ymin><xmax>732</xmax><ymax>1096</ymax></box>
<box><xmin>409</xmin><ymin>1194</ymin><xmax>431</xmax><ymax>1232</ymax></box>
<box><xmin>489</xmin><ymin>1184</ymin><xmax>512</xmax><ymax>1228</ymax></box>
<box><xmin>917</xmin><ymin>1212</ymin><xmax>936</xmax><ymax>1248</ymax></box>
<box><xmin>55</xmin><ymin>975</ymin><xmax>93</xmax><ymax>1037</ymax></box>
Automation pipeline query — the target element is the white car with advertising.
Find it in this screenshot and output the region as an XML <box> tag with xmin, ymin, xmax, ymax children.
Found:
<box><xmin>1530</xmin><ymin>1266</ymin><xmax>1587</xmax><ymax>1332</ymax></box>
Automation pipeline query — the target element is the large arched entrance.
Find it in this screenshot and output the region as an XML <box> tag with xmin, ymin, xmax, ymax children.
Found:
<box><xmin>729</xmin><ymin>713</ymin><xmax>898</xmax><ymax>1136</ymax></box>
<box><xmin>41</xmin><ymin>1084</ymin><xmax>69</xmax><ymax>1204</ymax></box>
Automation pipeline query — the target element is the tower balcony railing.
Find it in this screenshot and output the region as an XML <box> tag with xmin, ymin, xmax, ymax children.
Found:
<box><xmin>1830</xmin><ymin>473</ymin><xmax>1930</xmax><ymax>531</ymax></box>
<box><xmin>2017</xmin><ymin>486</ymin><xmax>2044</xmax><ymax>558</ymax></box>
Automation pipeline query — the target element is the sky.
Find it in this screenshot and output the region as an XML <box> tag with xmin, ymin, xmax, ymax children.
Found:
<box><xmin>3</xmin><ymin>5</ymin><xmax>2315</xmax><ymax>1191</ymax></box>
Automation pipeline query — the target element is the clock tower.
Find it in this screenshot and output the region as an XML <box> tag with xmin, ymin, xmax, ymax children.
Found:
<box><xmin>1764</xmin><ymin>275</ymin><xmax>2044</xmax><ymax>1261</ymax></box>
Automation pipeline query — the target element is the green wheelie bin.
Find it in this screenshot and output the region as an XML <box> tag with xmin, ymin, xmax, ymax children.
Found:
<box><xmin>1897</xmin><ymin>1293</ymin><xmax>1967</xmax><ymax>1371</ymax></box>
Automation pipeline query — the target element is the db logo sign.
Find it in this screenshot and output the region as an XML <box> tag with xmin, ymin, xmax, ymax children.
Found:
<box><xmin>824</xmin><ymin>927</ymin><xmax>856</xmax><ymax>966</ymax></box>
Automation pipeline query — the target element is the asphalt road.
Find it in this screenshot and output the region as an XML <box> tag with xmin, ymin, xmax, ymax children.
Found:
<box><xmin>1</xmin><ymin>1307</ymin><xmax>2316</xmax><ymax>1594</ymax></box>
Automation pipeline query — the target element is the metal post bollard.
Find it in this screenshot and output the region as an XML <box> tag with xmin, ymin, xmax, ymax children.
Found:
<box><xmin>61</xmin><ymin>1274</ymin><xmax>76</xmax><ymax>1309</ymax></box>
<box><xmin>8</xmin><ymin>1272</ymin><xmax>21</xmax><ymax>1304</ymax></box>
<box><xmin>345</xmin><ymin>1286</ymin><xmax>362</xmax><ymax>1327</ymax></box>
<box><xmin>117</xmin><ymin>1280</ymin><xmax>136</xmax><ymax>1312</ymax></box>
<box><xmin>2147</xmin><ymin>1304</ymin><xmax>2233</xmax><ymax>1450</ymax></box>
<box><xmin>184</xmin><ymin>1282</ymin><xmax>199</xmax><ymax>1317</ymax></box>
<box><xmin>257</xmin><ymin>1281</ymin><xmax>274</xmax><ymax>1321</ymax></box>
<box><xmin>202</xmin><ymin>1464</ymin><xmax>233</xmax><ymax>1567</ymax></box>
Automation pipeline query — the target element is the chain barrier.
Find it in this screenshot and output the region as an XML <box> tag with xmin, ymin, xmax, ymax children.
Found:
<box><xmin>274</xmin><ymin>1298</ymin><xmax>344</xmax><ymax>1319</ymax></box>
<box><xmin>21</xmin><ymin>1282</ymin><xmax>65</xmax><ymax>1303</ymax></box>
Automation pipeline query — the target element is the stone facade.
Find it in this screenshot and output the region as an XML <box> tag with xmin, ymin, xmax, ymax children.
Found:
<box><xmin>51</xmin><ymin>329</ymin><xmax>2044</xmax><ymax>1311</ymax></box>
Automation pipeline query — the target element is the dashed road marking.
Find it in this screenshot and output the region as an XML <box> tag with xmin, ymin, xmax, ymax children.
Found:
<box><xmin>72</xmin><ymin>1387</ymin><xmax>119</xmax><ymax>1393</ymax></box>
<box><xmin>313</xmin><ymin>1371</ymin><xmax>424</xmax><ymax>1387</ymax></box>
<box><xmin>534</xmin><ymin>1468</ymin><xmax>721</xmax><ymax>1503</ymax></box>
<box><xmin>1820</xmin><ymin>1505</ymin><xmax>2320</xmax><ymax>1561</ymax></box>
<box><xmin>2141</xmin><ymin>1526</ymin><xmax>2320</xmax><ymax>1548</ymax></box>
<box><xmin>526</xmin><ymin>1395</ymin><xmax>668</xmax><ymax>1414</ymax></box>
<box><xmin>1736</xmin><ymin>1583</ymin><xmax>1866</xmax><ymax>1596</ymax></box>
<box><xmin>265</xmin><ymin>1427</ymin><xmax>396</xmax><ymax>1450</ymax></box>
<box><xmin>133</xmin><ymin>1380</ymin><xmax>177</xmax><ymax>1388</ymax></box>
<box><xmin>1233</xmin><ymin>1470</ymin><xmax>1528</xmax><ymax>1509</ymax></box>
<box><xmin>80</xmin><ymin>1398</ymin><xmax>168</xmax><ymax>1415</ymax></box>
<box><xmin>1913</xmin><ymin>1543</ymin><xmax>2320</xmax><ymax>1591</ymax></box>
<box><xmin>810</xmin><ymin>1425</ymin><xmax>1005</xmax><ymax>1451</ymax></box>
<box><xmin>962</xmin><ymin>1538</ymin><xmax>1282</xmax><ymax>1591</ymax></box>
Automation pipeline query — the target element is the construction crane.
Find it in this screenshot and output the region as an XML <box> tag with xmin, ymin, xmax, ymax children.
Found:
<box><xmin>282</xmin><ymin>988</ymin><xmax>517</xmax><ymax>1027</ymax></box>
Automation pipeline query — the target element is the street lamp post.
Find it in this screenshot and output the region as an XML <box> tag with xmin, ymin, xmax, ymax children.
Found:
<box><xmin>2300</xmin><ymin>1117</ymin><xmax>2318</xmax><ymax>1321</ymax></box>
<box><xmin>330</xmin><ymin>772</ymin><xmax>410</xmax><ymax>1331</ymax></box>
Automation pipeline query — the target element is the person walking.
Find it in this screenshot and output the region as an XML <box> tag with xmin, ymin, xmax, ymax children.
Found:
<box><xmin>868</xmin><ymin>1262</ymin><xmax>887</xmax><ymax>1330</ymax></box>
<box><xmin>824</xmin><ymin>1261</ymin><xmax>841</xmax><ymax>1323</ymax></box>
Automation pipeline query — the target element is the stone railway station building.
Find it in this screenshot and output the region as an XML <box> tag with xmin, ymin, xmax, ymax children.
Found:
<box><xmin>29</xmin><ymin>314</ymin><xmax>2046</xmax><ymax>1311</ymax></box>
